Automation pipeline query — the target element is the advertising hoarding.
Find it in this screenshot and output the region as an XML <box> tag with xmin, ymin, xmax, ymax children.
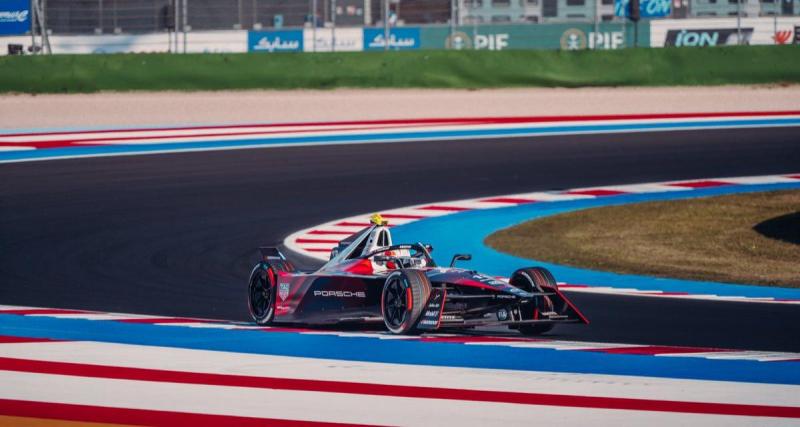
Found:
<box><xmin>421</xmin><ymin>23</ymin><xmax>645</xmax><ymax>51</ymax></box>
<box><xmin>248</xmin><ymin>30</ymin><xmax>303</xmax><ymax>53</ymax></box>
<box><xmin>615</xmin><ymin>0</ymin><xmax>671</xmax><ymax>18</ymax></box>
<box><xmin>0</xmin><ymin>0</ymin><xmax>30</xmax><ymax>36</ymax></box>
<box><xmin>303</xmin><ymin>27</ymin><xmax>363</xmax><ymax>52</ymax></box>
<box><xmin>0</xmin><ymin>31</ymin><xmax>248</xmax><ymax>55</ymax></box>
<box><xmin>363</xmin><ymin>27</ymin><xmax>420</xmax><ymax>50</ymax></box>
<box><xmin>650</xmin><ymin>17</ymin><xmax>800</xmax><ymax>46</ymax></box>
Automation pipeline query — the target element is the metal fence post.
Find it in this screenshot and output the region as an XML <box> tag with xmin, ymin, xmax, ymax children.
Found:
<box><xmin>773</xmin><ymin>12</ymin><xmax>778</xmax><ymax>44</ymax></box>
<box><xmin>174</xmin><ymin>0</ymin><xmax>179</xmax><ymax>52</ymax></box>
<box><xmin>736</xmin><ymin>0</ymin><xmax>742</xmax><ymax>45</ymax></box>
<box><xmin>182</xmin><ymin>0</ymin><xmax>188</xmax><ymax>53</ymax></box>
<box><xmin>384</xmin><ymin>0</ymin><xmax>390</xmax><ymax>51</ymax></box>
<box><xmin>112</xmin><ymin>0</ymin><xmax>118</xmax><ymax>33</ymax></box>
<box><xmin>472</xmin><ymin>0</ymin><xmax>478</xmax><ymax>50</ymax></box>
<box><xmin>331</xmin><ymin>0</ymin><xmax>336</xmax><ymax>52</ymax></box>
<box><xmin>98</xmin><ymin>0</ymin><xmax>103</xmax><ymax>34</ymax></box>
<box><xmin>30</xmin><ymin>0</ymin><xmax>36</xmax><ymax>52</ymax></box>
<box><xmin>594</xmin><ymin>0</ymin><xmax>600</xmax><ymax>49</ymax></box>
<box><xmin>312</xmin><ymin>0</ymin><xmax>317</xmax><ymax>52</ymax></box>
<box><xmin>449</xmin><ymin>0</ymin><xmax>456</xmax><ymax>49</ymax></box>
<box><xmin>238</xmin><ymin>0</ymin><xmax>243</xmax><ymax>29</ymax></box>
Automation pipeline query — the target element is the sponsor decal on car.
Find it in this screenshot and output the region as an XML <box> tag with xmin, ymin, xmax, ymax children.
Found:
<box><xmin>417</xmin><ymin>289</ymin><xmax>447</xmax><ymax>331</ymax></box>
<box><xmin>278</xmin><ymin>283</ymin><xmax>290</xmax><ymax>301</ymax></box>
<box><xmin>313</xmin><ymin>290</ymin><xmax>367</xmax><ymax>298</ymax></box>
<box><xmin>472</xmin><ymin>274</ymin><xmax>506</xmax><ymax>287</ymax></box>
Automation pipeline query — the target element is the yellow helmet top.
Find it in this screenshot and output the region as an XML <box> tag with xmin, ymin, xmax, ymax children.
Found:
<box><xmin>370</xmin><ymin>213</ymin><xmax>389</xmax><ymax>226</ymax></box>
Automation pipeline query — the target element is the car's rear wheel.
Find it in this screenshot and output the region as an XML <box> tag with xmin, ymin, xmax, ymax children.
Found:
<box><xmin>510</xmin><ymin>267</ymin><xmax>563</xmax><ymax>336</ymax></box>
<box><xmin>381</xmin><ymin>269</ymin><xmax>431</xmax><ymax>334</ymax></box>
<box><xmin>248</xmin><ymin>264</ymin><xmax>276</xmax><ymax>325</ymax></box>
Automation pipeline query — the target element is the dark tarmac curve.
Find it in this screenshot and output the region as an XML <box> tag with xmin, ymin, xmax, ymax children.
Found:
<box><xmin>1</xmin><ymin>127</ymin><xmax>799</xmax><ymax>351</ymax></box>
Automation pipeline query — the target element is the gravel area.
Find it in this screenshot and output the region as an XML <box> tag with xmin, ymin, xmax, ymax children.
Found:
<box><xmin>486</xmin><ymin>190</ymin><xmax>800</xmax><ymax>287</ymax></box>
<box><xmin>1</xmin><ymin>86</ymin><xmax>799</xmax><ymax>131</ymax></box>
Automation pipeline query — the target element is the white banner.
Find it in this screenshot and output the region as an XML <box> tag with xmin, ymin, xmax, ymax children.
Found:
<box><xmin>184</xmin><ymin>31</ymin><xmax>247</xmax><ymax>53</ymax></box>
<box><xmin>650</xmin><ymin>17</ymin><xmax>800</xmax><ymax>47</ymax></box>
<box><xmin>0</xmin><ymin>30</ymin><xmax>247</xmax><ymax>55</ymax></box>
<box><xmin>303</xmin><ymin>28</ymin><xmax>363</xmax><ymax>52</ymax></box>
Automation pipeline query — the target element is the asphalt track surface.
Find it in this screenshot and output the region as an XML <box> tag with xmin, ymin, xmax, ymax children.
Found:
<box><xmin>2</xmin><ymin>127</ymin><xmax>799</xmax><ymax>352</ymax></box>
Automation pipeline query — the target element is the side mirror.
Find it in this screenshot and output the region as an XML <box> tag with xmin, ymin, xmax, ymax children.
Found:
<box><xmin>450</xmin><ymin>253</ymin><xmax>472</xmax><ymax>267</ymax></box>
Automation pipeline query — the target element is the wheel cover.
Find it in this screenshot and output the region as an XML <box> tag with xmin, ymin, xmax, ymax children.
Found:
<box><xmin>383</xmin><ymin>276</ymin><xmax>408</xmax><ymax>328</ymax></box>
<box><xmin>249</xmin><ymin>269</ymin><xmax>272</xmax><ymax>320</ymax></box>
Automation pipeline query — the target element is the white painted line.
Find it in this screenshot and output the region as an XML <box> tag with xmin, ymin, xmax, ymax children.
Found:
<box><xmin>467</xmin><ymin>340</ymin><xmax>643</xmax><ymax>351</ymax></box>
<box><xmin>10</xmin><ymin>370</ymin><xmax>790</xmax><ymax>426</ymax></box>
<box><xmin>27</xmin><ymin>312</ymin><xmax>169</xmax><ymax>320</ymax></box>
<box><xmin>2</xmin><ymin>340</ymin><xmax>798</xmax><ymax>407</ymax></box>
<box><xmin>0</xmin><ymin>146</ymin><xmax>35</xmax><ymax>152</ymax></box>
<box><xmin>574</xmin><ymin>184</ymin><xmax>690</xmax><ymax>193</ymax></box>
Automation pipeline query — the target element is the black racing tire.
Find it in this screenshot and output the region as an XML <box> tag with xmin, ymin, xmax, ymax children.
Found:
<box><xmin>381</xmin><ymin>269</ymin><xmax>432</xmax><ymax>335</ymax></box>
<box><xmin>247</xmin><ymin>263</ymin><xmax>276</xmax><ymax>325</ymax></box>
<box><xmin>510</xmin><ymin>267</ymin><xmax>562</xmax><ymax>336</ymax></box>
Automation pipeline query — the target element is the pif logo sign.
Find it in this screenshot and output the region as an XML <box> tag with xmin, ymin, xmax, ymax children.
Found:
<box><xmin>0</xmin><ymin>0</ymin><xmax>30</xmax><ymax>36</ymax></box>
<box><xmin>561</xmin><ymin>28</ymin><xmax>625</xmax><ymax>50</ymax></box>
<box><xmin>561</xmin><ymin>28</ymin><xmax>587</xmax><ymax>50</ymax></box>
<box><xmin>445</xmin><ymin>31</ymin><xmax>510</xmax><ymax>50</ymax></box>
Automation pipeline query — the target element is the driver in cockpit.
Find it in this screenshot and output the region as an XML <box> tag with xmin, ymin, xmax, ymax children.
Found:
<box><xmin>363</xmin><ymin>214</ymin><xmax>426</xmax><ymax>271</ymax></box>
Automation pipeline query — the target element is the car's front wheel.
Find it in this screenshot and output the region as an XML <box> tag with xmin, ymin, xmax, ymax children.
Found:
<box><xmin>248</xmin><ymin>264</ymin><xmax>276</xmax><ymax>325</ymax></box>
<box><xmin>381</xmin><ymin>269</ymin><xmax>431</xmax><ymax>334</ymax></box>
<box><xmin>510</xmin><ymin>267</ymin><xmax>563</xmax><ymax>335</ymax></box>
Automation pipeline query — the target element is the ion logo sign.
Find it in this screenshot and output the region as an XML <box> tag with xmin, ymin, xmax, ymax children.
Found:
<box><xmin>664</xmin><ymin>28</ymin><xmax>753</xmax><ymax>47</ymax></box>
<box><xmin>615</xmin><ymin>0</ymin><xmax>671</xmax><ymax>18</ymax></box>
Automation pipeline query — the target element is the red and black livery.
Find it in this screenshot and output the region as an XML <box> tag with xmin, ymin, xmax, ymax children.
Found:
<box><xmin>248</xmin><ymin>221</ymin><xmax>588</xmax><ymax>335</ymax></box>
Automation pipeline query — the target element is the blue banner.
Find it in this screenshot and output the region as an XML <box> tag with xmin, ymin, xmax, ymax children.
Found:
<box><xmin>248</xmin><ymin>30</ymin><xmax>303</xmax><ymax>53</ymax></box>
<box><xmin>615</xmin><ymin>0</ymin><xmax>671</xmax><ymax>18</ymax></box>
<box><xmin>363</xmin><ymin>28</ymin><xmax>421</xmax><ymax>51</ymax></box>
<box><xmin>0</xmin><ymin>0</ymin><xmax>30</xmax><ymax>35</ymax></box>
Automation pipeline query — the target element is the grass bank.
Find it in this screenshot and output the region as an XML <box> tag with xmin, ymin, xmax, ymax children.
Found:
<box><xmin>0</xmin><ymin>45</ymin><xmax>798</xmax><ymax>93</ymax></box>
<box><xmin>486</xmin><ymin>190</ymin><xmax>800</xmax><ymax>288</ymax></box>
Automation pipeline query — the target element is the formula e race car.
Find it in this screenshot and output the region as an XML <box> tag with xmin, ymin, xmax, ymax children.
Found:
<box><xmin>247</xmin><ymin>215</ymin><xmax>588</xmax><ymax>335</ymax></box>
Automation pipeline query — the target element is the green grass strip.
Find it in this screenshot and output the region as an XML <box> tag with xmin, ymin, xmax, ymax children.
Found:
<box><xmin>1</xmin><ymin>45</ymin><xmax>798</xmax><ymax>93</ymax></box>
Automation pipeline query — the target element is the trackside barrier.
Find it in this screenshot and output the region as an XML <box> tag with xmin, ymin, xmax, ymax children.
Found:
<box><xmin>650</xmin><ymin>17</ymin><xmax>800</xmax><ymax>47</ymax></box>
<box><xmin>3</xmin><ymin>19</ymin><xmax>800</xmax><ymax>55</ymax></box>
